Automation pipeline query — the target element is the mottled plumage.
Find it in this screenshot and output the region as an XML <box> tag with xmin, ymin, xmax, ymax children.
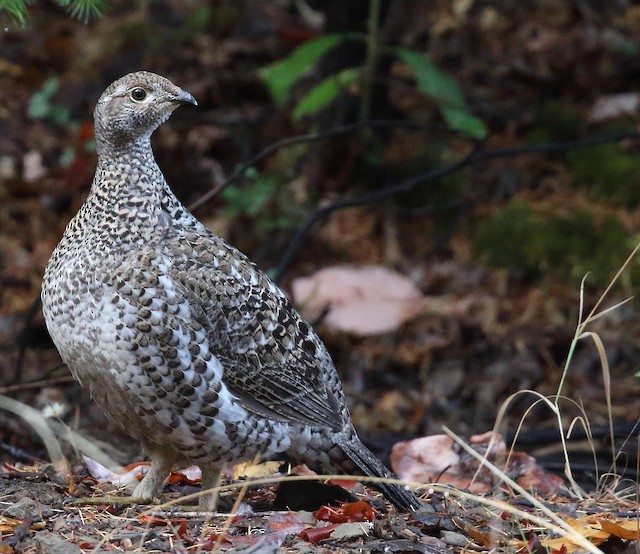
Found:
<box><xmin>41</xmin><ymin>71</ymin><xmax>420</xmax><ymax>511</ymax></box>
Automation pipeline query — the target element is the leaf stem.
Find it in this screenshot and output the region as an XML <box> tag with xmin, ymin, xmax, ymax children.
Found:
<box><xmin>359</xmin><ymin>0</ymin><xmax>381</xmax><ymax>122</ymax></box>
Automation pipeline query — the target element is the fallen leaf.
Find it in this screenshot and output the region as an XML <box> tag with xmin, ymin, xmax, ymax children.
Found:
<box><xmin>391</xmin><ymin>432</ymin><xmax>564</xmax><ymax>495</ymax></box>
<box><xmin>329</xmin><ymin>521</ymin><xmax>374</xmax><ymax>540</ymax></box>
<box><xmin>265</xmin><ymin>511</ymin><xmax>307</xmax><ymax>534</ymax></box>
<box><xmin>313</xmin><ymin>500</ymin><xmax>376</xmax><ymax>523</ymax></box>
<box><xmin>300</xmin><ymin>523</ymin><xmax>339</xmax><ymax>544</ymax></box>
<box><xmin>0</xmin><ymin>515</ymin><xmax>25</xmax><ymax>533</ymax></box>
<box><xmin>234</xmin><ymin>460</ymin><xmax>281</xmax><ymax>479</ymax></box>
<box><xmin>538</xmin><ymin>531</ymin><xmax>608</xmax><ymax>551</ymax></box>
<box><xmin>138</xmin><ymin>514</ymin><xmax>182</xmax><ymax>527</ymax></box>
<box><xmin>390</xmin><ymin>435</ymin><xmax>464</xmax><ymax>487</ymax></box>
<box><xmin>291</xmin><ymin>265</ymin><xmax>424</xmax><ymax>335</ymax></box>
<box><xmin>167</xmin><ymin>470</ymin><xmax>199</xmax><ymax>486</ymax></box>
<box><xmin>598</xmin><ymin>518</ymin><xmax>639</xmax><ymax>540</ymax></box>
<box><xmin>173</xmin><ymin>520</ymin><xmax>190</xmax><ymax>540</ymax></box>
<box><xmin>587</xmin><ymin>93</ymin><xmax>639</xmax><ymax>122</ymax></box>
<box><xmin>175</xmin><ymin>465</ymin><xmax>202</xmax><ymax>482</ymax></box>
<box><xmin>514</xmin><ymin>515</ymin><xmax>612</xmax><ymax>553</ymax></box>
<box><xmin>325</xmin><ymin>478</ymin><xmax>358</xmax><ymax>491</ymax></box>
<box><xmin>466</xmin><ymin>527</ymin><xmax>493</xmax><ymax>547</ymax></box>
<box><xmin>83</xmin><ymin>456</ymin><xmax>146</xmax><ymax>485</ymax></box>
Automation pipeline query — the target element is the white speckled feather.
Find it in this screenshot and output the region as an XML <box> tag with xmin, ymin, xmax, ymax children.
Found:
<box><xmin>41</xmin><ymin>71</ymin><xmax>420</xmax><ymax>511</ymax></box>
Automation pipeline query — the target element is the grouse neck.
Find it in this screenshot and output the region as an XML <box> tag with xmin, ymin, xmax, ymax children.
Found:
<box><xmin>88</xmin><ymin>138</ymin><xmax>200</xmax><ymax>240</ymax></box>
<box><xmin>94</xmin><ymin>127</ymin><xmax>155</xmax><ymax>158</ymax></box>
<box><xmin>93</xmin><ymin>141</ymin><xmax>167</xmax><ymax>198</ymax></box>
<box><xmin>80</xmin><ymin>144</ymin><xmax>179</xmax><ymax>245</ymax></box>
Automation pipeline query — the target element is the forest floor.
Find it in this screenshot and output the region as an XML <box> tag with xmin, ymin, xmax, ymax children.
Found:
<box><xmin>1</xmin><ymin>1</ymin><xmax>640</xmax><ymax>552</ymax></box>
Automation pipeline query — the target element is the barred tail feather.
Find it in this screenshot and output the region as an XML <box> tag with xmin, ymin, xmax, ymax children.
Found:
<box><xmin>336</xmin><ymin>436</ymin><xmax>421</xmax><ymax>511</ymax></box>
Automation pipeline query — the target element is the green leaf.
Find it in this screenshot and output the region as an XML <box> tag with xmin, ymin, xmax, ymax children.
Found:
<box><xmin>397</xmin><ymin>48</ymin><xmax>487</xmax><ymax>139</ymax></box>
<box><xmin>221</xmin><ymin>176</ymin><xmax>278</xmax><ymax>218</ymax></box>
<box><xmin>41</xmin><ymin>77</ymin><xmax>60</xmax><ymax>97</ymax></box>
<box><xmin>0</xmin><ymin>0</ymin><xmax>31</xmax><ymax>26</ymax></box>
<box><xmin>441</xmin><ymin>106</ymin><xmax>487</xmax><ymax>139</ymax></box>
<box><xmin>260</xmin><ymin>34</ymin><xmax>348</xmax><ymax>105</ymax></box>
<box><xmin>28</xmin><ymin>77</ymin><xmax>60</xmax><ymax>120</ymax></box>
<box><xmin>293</xmin><ymin>68</ymin><xmax>360</xmax><ymax>119</ymax></box>
<box><xmin>397</xmin><ymin>48</ymin><xmax>466</xmax><ymax>108</ymax></box>
<box><xmin>0</xmin><ymin>0</ymin><xmax>106</xmax><ymax>24</ymax></box>
<box><xmin>56</xmin><ymin>0</ymin><xmax>107</xmax><ymax>22</ymax></box>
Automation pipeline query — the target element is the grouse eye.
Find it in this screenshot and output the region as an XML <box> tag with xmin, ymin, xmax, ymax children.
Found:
<box><xmin>130</xmin><ymin>87</ymin><xmax>147</xmax><ymax>101</ymax></box>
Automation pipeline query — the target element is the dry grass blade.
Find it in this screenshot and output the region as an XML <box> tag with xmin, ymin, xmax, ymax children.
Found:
<box><xmin>47</xmin><ymin>419</ymin><xmax>123</xmax><ymax>472</ymax></box>
<box><xmin>583</xmin><ymin>240</ymin><xmax>640</xmax><ymax>323</ymax></box>
<box><xmin>550</xmin><ymin>244</ymin><xmax>640</xmax><ymax>496</ymax></box>
<box><xmin>577</xmin><ymin>331</ymin><xmax>616</xmax><ymax>478</ymax></box>
<box><xmin>0</xmin><ymin>394</ymin><xmax>69</xmax><ymax>476</ymax></box>
<box><xmin>443</xmin><ymin>427</ymin><xmax>606</xmax><ymax>554</ymax></box>
<box><xmin>487</xmin><ymin>388</ymin><xmax>589</xmax><ymax>498</ymax></box>
<box><xmin>0</xmin><ymin>394</ymin><xmax>121</xmax><ymax>480</ymax></box>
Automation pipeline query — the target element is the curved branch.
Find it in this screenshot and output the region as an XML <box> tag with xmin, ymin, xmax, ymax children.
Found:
<box><xmin>272</xmin><ymin>130</ymin><xmax>640</xmax><ymax>281</ymax></box>
<box><xmin>187</xmin><ymin>119</ymin><xmax>444</xmax><ymax>213</ymax></box>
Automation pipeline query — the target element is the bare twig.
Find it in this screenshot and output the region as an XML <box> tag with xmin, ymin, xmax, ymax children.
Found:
<box><xmin>273</xmin><ymin>130</ymin><xmax>640</xmax><ymax>280</ymax></box>
<box><xmin>186</xmin><ymin>119</ymin><xmax>441</xmax><ymax>213</ymax></box>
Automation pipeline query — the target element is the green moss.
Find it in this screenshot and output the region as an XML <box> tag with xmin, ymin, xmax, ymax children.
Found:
<box><xmin>567</xmin><ymin>143</ymin><xmax>640</xmax><ymax>208</ymax></box>
<box><xmin>528</xmin><ymin>100</ymin><xmax>583</xmax><ymax>144</ymax></box>
<box><xmin>473</xmin><ymin>200</ymin><xmax>631</xmax><ymax>283</ymax></box>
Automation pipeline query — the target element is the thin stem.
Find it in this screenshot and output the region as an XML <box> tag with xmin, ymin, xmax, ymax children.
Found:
<box><xmin>359</xmin><ymin>0</ymin><xmax>382</xmax><ymax>122</ymax></box>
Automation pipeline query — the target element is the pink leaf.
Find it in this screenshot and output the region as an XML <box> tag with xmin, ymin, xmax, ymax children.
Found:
<box><xmin>291</xmin><ymin>265</ymin><xmax>424</xmax><ymax>335</ymax></box>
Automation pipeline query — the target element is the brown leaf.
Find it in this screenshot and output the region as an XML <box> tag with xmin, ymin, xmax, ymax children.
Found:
<box><xmin>598</xmin><ymin>518</ymin><xmax>640</xmax><ymax>541</ymax></box>
<box><xmin>392</xmin><ymin>432</ymin><xmax>564</xmax><ymax>495</ymax></box>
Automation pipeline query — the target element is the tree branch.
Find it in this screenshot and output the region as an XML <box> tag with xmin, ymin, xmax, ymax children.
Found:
<box><xmin>186</xmin><ymin>118</ymin><xmax>640</xmax><ymax>282</ymax></box>
<box><xmin>272</xmin><ymin>130</ymin><xmax>640</xmax><ymax>281</ymax></box>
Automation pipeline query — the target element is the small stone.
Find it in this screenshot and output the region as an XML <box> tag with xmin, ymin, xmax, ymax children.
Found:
<box><xmin>34</xmin><ymin>531</ymin><xmax>81</xmax><ymax>554</ymax></box>
<box><xmin>4</xmin><ymin>497</ymin><xmax>54</xmax><ymax>521</ymax></box>
<box><xmin>440</xmin><ymin>530</ymin><xmax>471</xmax><ymax>547</ymax></box>
<box><xmin>330</xmin><ymin>522</ymin><xmax>374</xmax><ymax>541</ymax></box>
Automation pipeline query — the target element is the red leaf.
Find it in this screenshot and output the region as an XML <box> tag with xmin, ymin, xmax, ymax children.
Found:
<box><xmin>173</xmin><ymin>520</ymin><xmax>189</xmax><ymax>539</ymax></box>
<box><xmin>200</xmin><ymin>534</ymin><xmax>231</xmax><ymax>550</ymax></box>
<box><xmin>300</xmin><ymin>524</ymin><xmax>339</xmax><ymax>544</ymax></box>
<box><xmin>326</xmin><ymin>478</ymin><xmax>358</xmax><ymax>491</ymax></box>
<box><xmin>313</xmin><ymin>501</ymin><xmax>376</xmax><ymax>523</ymax></box>
<box><xmin>138</xmin><ymin>515</ymin><xmax>168</xmax><ymax>526</ymax></box>
<box><xmin>341</xmin><ymin>500</ymin><xmax>376</xmax><ymax>522</ymax></box>
<box><xmin>167</xmin><ymin>471</ymin><xmax>199</xmax><ymax>486</ymax></box>
<box><xmin>265</xmin><ymin>511</ymin><xmax>306</xmax><ymax>533</ymax></box>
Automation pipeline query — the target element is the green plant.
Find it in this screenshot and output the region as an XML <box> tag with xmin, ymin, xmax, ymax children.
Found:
<box><xmin>27</xmin><ymin>78</ymin><xmax>96</xmax><ymax>167</ymax></box>
<box><xmin>259</xmin><ymin>1</ymin><xmax>487</xmax><ymax>140</ymax></box>
<box><xmin>0</xmin><ymin>0</ymin><xmax>106</xmax><ymax>25</ymax></box>
<box><xmin>221</xmin><ymin>169</ymin><xmax>299</xmax><ymax>231</ymax></box>
<box><xmin>27</xmin><ymin>77</ymin><xmax>71</xmax><ymax>125</ymax></box>
<box><xmin>473</xmin><ymin>200</ymin><xmax>631</xmax><ymax>283</ymax></box>
<box><xmin>567</xmin><ymin>143</ymin><xmax>640</xmax><ymax>209</ymax></box>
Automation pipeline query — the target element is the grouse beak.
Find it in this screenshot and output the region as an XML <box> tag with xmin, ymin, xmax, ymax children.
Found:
<box><xmin>176</xmin><ymin>89</ymin><xmax>198</xmax><ymax>106</ymax></box>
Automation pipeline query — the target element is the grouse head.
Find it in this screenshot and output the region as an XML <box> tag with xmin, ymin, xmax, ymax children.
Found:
<box><xmin>93</xmin><ymin>71</ymin><xmax>197</xmax><ymax>155</ymax></box>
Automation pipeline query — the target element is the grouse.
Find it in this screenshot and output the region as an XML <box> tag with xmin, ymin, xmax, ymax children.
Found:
<box><xmin>41</xmin><ymin>71</ymin><xmax>421</xmax><ymax>511</ymax></box>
